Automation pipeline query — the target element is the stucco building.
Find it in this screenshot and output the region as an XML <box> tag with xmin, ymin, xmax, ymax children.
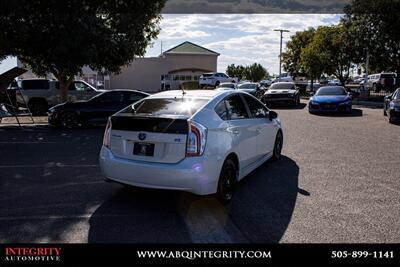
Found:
<box><xmin>109</xmin><ymin>41</ymin><xmax>219</xmax><ymax>92</ymax></box>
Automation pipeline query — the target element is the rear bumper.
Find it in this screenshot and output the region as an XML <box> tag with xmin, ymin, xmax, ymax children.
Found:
<box><xmin>264</xmin><ymin>97</ymin><xmax>296</xmax><ymax>104</ymax></box>
<box><xmin>309</xmin><ymin>103</ymin><xmax>352</xmax><ymax>113</ymax></box>
<box><xmin>99</xmin><ymin>147</ymin><xmax>220</xmax><ymax>195</ymax></box>
<box><xmin>48</xmin><ymin>112</ymin><xmax>60</xmax><ymax>125</ymax></box>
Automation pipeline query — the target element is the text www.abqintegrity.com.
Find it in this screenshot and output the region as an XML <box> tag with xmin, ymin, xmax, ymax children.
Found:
<box><xmin>137</xmin><ymin>250</ymin><xmax>272</xmax><ymax>260</ymax></box>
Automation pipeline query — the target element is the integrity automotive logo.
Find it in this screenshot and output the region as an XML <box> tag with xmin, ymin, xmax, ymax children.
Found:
<box><xmin>2</xmin><ymin>247</ymin><xmax>62</xmax><ymax>263</ymax></box>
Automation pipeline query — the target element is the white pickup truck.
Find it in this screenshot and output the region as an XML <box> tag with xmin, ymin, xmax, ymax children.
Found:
<box><xmin>14</xmin><ymin>79</ymin><xmax>104</xmax><ymax>115</ymax></box>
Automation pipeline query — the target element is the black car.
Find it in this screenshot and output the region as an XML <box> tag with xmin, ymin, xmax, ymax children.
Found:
<box><xmin>384</xmin><ymin>88</ymin><xmax>400</xmax><ymax>124</ymax></box>
<box><xmin>263</xmin><ymin>82</ymin><xmax>300</xmax><ymax>106</ymax></box>
<box><xmin>48</xmin><ymin>90</ymin><xmax>149</xmax><ymax>128</ymax></box>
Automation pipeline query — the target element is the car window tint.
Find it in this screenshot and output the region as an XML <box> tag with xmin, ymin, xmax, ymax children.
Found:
<box><xmin>215</xmin><ymin>101</ymin><xmax>228</xmax><ymax>120</ymax></box>
<box><xmin>95</xmin><ymin>92</ymin><xmax>124</xmax><ymax>103</ymax></box>
<box><xmin>125</xmin><ymin>92</ymin><xmax>146</xmax><ymax>103</ymax></box>
<box><xmin>225</xmin><ymin>95</ymin><xmax>249</xmax><ymax>120</ymax></box>
<box><xmin>74</xmin><ymin>82</ymin><xmax>90</xmax><ymax>91</ymax></box>
<box><xmin>21</xmin><ymin>80</ymin><xmax>49</xmax><ymax>90</ymax></box>
<box><xmin>243</xmin><ymin>95</ymin><xmax>267</xmax><ymax>118</ymax></box>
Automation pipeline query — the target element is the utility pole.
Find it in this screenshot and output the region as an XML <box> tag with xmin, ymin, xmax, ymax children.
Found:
<box><xmin>274</xmin><ymin>29</ymin><xmax>289</xmax><ymax>81</ymax></box>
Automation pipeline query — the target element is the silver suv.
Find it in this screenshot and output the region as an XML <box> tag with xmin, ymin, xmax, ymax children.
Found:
<box><xmin>15</xmin><ymin>79</ymin><xmax>104</xmax><ymax>115</ymax></box>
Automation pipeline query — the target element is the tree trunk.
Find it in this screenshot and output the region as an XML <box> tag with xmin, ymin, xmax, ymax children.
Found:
<box><xmin>57</xmin><ymin>76</ymin><xmax>72</xmax><ymax>103</ymax></box>
<box><xmin>311</xmin><ymin>79</ymin><xmax>314</xmax><ymax>92</ymax></box>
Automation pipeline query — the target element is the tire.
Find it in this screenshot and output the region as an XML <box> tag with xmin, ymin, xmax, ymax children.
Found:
<box><xmin>388</xmin><ymin>112</ymin><xmax>394</xmax><ymax>124</ymax></box>
<box><xmin>60</xmin><ymin>111</ymin><xmax>80</xmax><ymax>128</ymax></box>
<box><xmin>294</xmin><ymin>96</ymin><xmax>300</xmax><ymax>106</ymax></box>
<box><xmin>271</xmin><ymin>130</ymin><xmax>283</xmax><ymax>161</ymax></box>
<box><xmin>216</xmin><ymin>159</ymin><xmax>237</xmax><ymax>204</ymax></box>
<box><xmin>215</xmin><ymin>81</ymin><xmax>220</xmax><ymax>87</ymax></box>
<box><xmin>29</xmin><ymin>99</ymin><xmax>48</xmax><ymax>116</ymax></box>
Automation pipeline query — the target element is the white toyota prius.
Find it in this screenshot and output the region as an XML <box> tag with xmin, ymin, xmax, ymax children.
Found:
<box><xmin>99</xmin><ymin>90</ymin><xmax>283</xmax><ymax>203</ymax></box>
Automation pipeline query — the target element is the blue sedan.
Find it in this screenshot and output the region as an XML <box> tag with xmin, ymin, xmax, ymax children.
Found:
<box><xmin>308</xmin><ymin>86</ymin><xmax>352</xmax><ymax>114</ymax></box>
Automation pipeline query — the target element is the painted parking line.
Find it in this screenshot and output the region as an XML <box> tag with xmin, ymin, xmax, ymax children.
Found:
<box><xmin>0</xmin><ymin>164</ymin><xmax>99</xmax><ymax>168</ymax></box>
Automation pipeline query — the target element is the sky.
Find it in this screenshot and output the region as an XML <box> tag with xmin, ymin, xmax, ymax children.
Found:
<box><xmin>146</xmin><ymin>14</ymin><xmax>341</xmax><ymax>75</ymax></box>
<box><xmin>1</xmin><ymin>14</ymin><xmax>341</xmax><ymax>76</ymax></box>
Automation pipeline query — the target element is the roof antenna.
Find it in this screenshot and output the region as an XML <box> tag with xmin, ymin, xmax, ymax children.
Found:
<box><xmin>181</xmin><ymin>84</ymin><xmax>186</xmax><ymax>96</ymax></box>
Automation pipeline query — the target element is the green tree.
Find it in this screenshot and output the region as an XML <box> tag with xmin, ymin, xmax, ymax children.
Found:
<box><xmin>305</xmin><ymin>25</ymin><xmax>355</xmax><ymax>85</ymax></box>
<box><xmin>226</xmin><ymin>64</ymin><xmax>246</xmax><ymax>80</ymax></box>
<box><xmin>243</xmin><ymin>63</ymin><xmax>268</xmax><ymax>82</ymax></box>
<box><xmin>300</xmin><ymin>44</ymin><xmax>325</xmax><ymax>91</ymax></box>
<box><xmin>343</xmin><ymin>0</ymin><xmax>400</xmax><ymax>82</ymax></box>
<box><xmin>282</xmin><ymin>28</ymin><xmax>315</xmax><ymax>78</ymax></box>
<box><xmin>0</xmin><ymin>0</ymin><xmax>165</xmax><ymax>101</ymax></box>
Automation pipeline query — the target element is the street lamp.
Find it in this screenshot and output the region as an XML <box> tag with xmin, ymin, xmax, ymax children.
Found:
<box><xmin>274</xmin><ymin>29</ymin><xmax>290</xmax><ymax>81</ymax></box>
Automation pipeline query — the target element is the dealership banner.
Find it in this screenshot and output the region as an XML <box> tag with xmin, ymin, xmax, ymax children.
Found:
<box><xmin>0</xmin><ymin>244</ymin><xmax>399</xmax><ymax>266</ymax></box>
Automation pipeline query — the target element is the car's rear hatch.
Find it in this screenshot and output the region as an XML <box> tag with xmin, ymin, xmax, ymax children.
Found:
<box><xmin>108</xmin><ymin>97</ymin><xmax>208</xmax><ymax>164</ymax></box>
<box><xmin>110</xmin><ymin>115</ymin><xmax>188</xmax><ymax>163</ymax></box>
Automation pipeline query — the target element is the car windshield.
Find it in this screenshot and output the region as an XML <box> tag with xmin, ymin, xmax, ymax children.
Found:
<box><xmin>121</xmin><ymin>98</ymin><xmax>208</xmax><ymax>117</ymax></box>
<box><xmin>238</xmin><ymin>83</ymin><xmax>257</xmax><ymax>89</ymax></box>
<box><xmin>270</xmin><ymin>83</ymin><xmax>295</xmax><ymax>90</ymax></box>
<box><xmin>316</xmin><ymin>87</ymin><xmax>347</xmax><ymax>96</ymax></box>
<box><xmin>394</xmin><ymin>91</ymin><xmax>400</xmax><ymax>100</ymax></box>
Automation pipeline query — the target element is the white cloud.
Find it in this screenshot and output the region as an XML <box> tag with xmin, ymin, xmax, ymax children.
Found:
<box><xmin>146</xmin><ymin>14</ymin><xmax>341</xmax><ymax>74</ymax></box>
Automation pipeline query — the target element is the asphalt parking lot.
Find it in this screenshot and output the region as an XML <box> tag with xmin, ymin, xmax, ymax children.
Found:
<box><xmin>0</xmin><ymin>101</ymin><xmax>399</xmax><ymax>243</ymax></box>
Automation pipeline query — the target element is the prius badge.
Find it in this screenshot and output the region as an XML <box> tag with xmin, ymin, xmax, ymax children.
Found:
<box><xmin>138</xmin><ymin>133</ymin><xmax>147</xmax><ymax>141</ymax></box>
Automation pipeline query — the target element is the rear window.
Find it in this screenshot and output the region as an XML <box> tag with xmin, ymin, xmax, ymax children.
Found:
<box><xmin>270</xmin><ymin>83</ymin><xmax>295</xmax><ymax>90</ymax></box>
<box><xmin>381</xmin><ymin>74</ymin><xmax>396</xmax><ymax>78</ymax></box>
<box><xmin>20</xmin><ymin>80</ymin><xmax>49</xmax><ymax>90</ymax></box>
<box><xmin>121</xmin><ymin>98</ymin><xmax>208</xmax><ymax>117</ymax></box>
<box><xmin>316</xmin><ymin>86</ymin><xmax>347</xmax><ymax>96</ymax></box>
<box><xmin>238</xmin><ymin>83</ymin><xmax>257</xmax><ymax>89</ymax></box>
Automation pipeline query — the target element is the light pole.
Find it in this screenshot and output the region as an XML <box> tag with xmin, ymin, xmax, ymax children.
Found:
<box><xmin>274</xmin><ymin>29</ymin><xmax>289</xmax><ymax>81</ymax></box>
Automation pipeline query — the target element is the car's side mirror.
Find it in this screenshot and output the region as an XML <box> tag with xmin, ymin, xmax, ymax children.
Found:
<box><xmin>268</xmin><ymin>111</ymin><xmax>278</xmax><ymax>121</ymax></box>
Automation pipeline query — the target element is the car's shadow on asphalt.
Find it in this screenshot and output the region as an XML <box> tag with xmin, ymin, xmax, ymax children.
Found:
<box><xmin>87</xmin><ymin>156</ymin><xmax>300</xmax><ymax>243</ymax></box>
<box><xmin>310</xmin><ymin>108</ymin><xmax>363</xmax><ymax>117</ymax></box>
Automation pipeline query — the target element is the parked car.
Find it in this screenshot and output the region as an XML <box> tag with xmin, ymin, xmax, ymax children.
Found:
<box><xmin>259</xmin><ymin>79</ymin><xmax>273</xmax><ymax>87</ymax></box>
<box><xmin>383</xmin><ymin>88</ymin><xmax>400</xmax><ymax>123</ymax></box>
<box><xmin>216</xmin><ymin>82</ymin><xmax>236</xmax><ymax>90</ymax></box>
<box><xmin>365</xmin><ymin>73</ymin><xmax>396</xmax><ymax>92</ymax></box>
<box><xmin>99</xmin><ymin>90</ymin><xmax>283</xmax><ymax>203</ymax></box>
<box><xmin>237</xmin><ymin>82</ymin><xmax>260</xmax><ymax>96</ymax></box>
<box><xmin>48</xmin><ymin>90</ymin><xmax>149</xmax><ymax>128</ymax></box>
<box><xmin>308</xmin><ymin>86</ymin><xmax>352</xmax><ymax>114</ymax></box>
<box><xmin>199</xmin><ymin>72</ymin><xmax>236</xmax><ymax>88</ymax></box>
<box><xmin>15</xmin><ymin>79</ymin><xmax>104</xmax><ymax>115</ymax></box>
<box><xmin>306</xmin><ymin>81</ymin><xmax>322</xmax><ymax>92</ymax></box>
<box><xmin>328</xmin><ymin>79</ymin><xmax>341</xmax><ymax>86</ymax></box>
<box><xmin>263</xmin><ymin>82</ymin><xmax>300</xmax><ymax>106</ymax></box>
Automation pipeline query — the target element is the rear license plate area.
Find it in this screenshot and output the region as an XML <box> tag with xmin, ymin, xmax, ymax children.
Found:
<box><xmin>133</xmin><ymin>142</ymin><xmax>155</xmax><ymax>157</ymax></box>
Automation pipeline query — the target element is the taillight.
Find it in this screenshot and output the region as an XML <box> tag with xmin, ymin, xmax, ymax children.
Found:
<box><xmin>103</xmin><ymin>118</ymin><xmax>112</xmax><ymax>149</ymax></box>
<box><xmin>186</xmin><ymin>121</ymin><xmax>207</xmax><ymax>157</ymax></box>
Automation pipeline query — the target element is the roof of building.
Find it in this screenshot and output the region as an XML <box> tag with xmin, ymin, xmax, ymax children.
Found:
<box><xmin>162</xmin><ymin>41</ymin><xmax>220</xmax><ymax>56</ymax></box>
